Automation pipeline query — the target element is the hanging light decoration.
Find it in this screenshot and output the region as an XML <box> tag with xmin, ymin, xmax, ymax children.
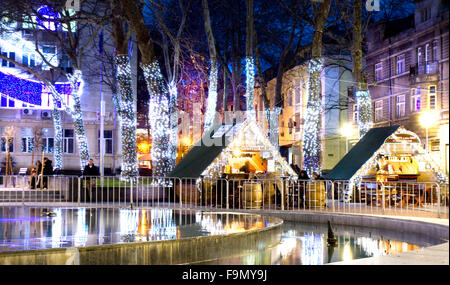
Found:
<box><xmin>52</xmin><ymin>104</ymin><xmax>63</xmax><ymax>170</ymax></box>
<box><xmin>115</xmin><ymin>55</ymin><xmax>139</xmax><ymax>180</ymax></box>
<box><xmin>302</xmin><ymin>59</ymin><xmax>323</xmax><ymax>176</ymax></box>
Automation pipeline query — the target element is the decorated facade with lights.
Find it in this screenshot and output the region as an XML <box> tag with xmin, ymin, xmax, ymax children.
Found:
<box><xmin>0</xmin><ymin>8</ymin><xmax>123</xmax><ymax>173</ymax></box>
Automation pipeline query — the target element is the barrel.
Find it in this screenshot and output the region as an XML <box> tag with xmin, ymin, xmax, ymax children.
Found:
<box><xmin>305</xmin><ymin>181</ymin><xmax>326</xmax><ymax>208</ymax></box>
<box><xmin>240</xmin><ymin>182</ymin><xmax>263</xmax><ymax>209</ymax></box>
<box><xmin>175</xmin><ymin>182</ymin><xmax>200</xmax><ymax>204</ymax></box>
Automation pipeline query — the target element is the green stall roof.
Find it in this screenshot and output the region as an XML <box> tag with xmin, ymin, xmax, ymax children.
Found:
<box><xmin>324</xmin><ymin>125</ymin><xmax>400</xmax><ymax>181</ymax></box>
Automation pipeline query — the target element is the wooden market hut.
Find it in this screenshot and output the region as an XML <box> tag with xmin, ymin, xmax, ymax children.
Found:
<box><xmin>169</xmin><ymin>120</ymin><xmax>297</xmax><ymax>208</ymax></box>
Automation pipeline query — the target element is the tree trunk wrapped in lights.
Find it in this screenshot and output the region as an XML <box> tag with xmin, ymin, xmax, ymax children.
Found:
<box><xmin>356</xmin><ymin>90</ymin><xmax>372</xmax><ymax>136</ymax></box>
<box><xmin>245</xmin><ymin>57</ymin><xmax>256</xmax><ymax>121</ymax></box>
<box><xmin>168</xmin><ymin>81</ymin><xmax>178</xmax><ymax>171</ymax></box>
<box><xmin>202</xmin><ymin>0</ymin><xmax>219</xmax><ymax>132</ymax></box>
<box><xmin>52</xmin><ymin>105</ymin><xmax>63</xmax><ymax>170</ymax></box>
<box><xmin>353</xmin><ymin>0</ymin><xmax>372</xmax><ymax>137</ymax></box>
<box><xmin>141</xmin><ymin>61</ymin><xmax>172</xmax><ymax>178</ymax></box>
<box><xmin>115</xmin><ymin>55</ymin><xmax>139</xmax><ymax>179</ymax></box>
<box><xmin>302</xmin><ymin>58</ymin><xmax>324</xmax><ymax>175</ymax></box>
<box><xmin>269</xmin><ymin>106</ymin><xmax>282</xmax><ymax>148</ymax></box>
<box><xmin>301</xmin><ymin>0</ymin><xmax>330</xmax><ymax>176</ymax></box>
<box><xmin>67</xmin><ymin>69</ymin><xmax>90</xmax><ymax>169</ymax></box>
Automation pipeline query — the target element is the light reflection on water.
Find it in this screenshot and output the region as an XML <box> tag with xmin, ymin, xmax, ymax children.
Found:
<box><xmin>0</xmin><ymin>207</ymin><xmax>276</xmax><ymax>252</ymax></box>
<box><xmin>198</xmin><ymin>222</ymin><xmax>445</xmax><ymax>265</ymax></box>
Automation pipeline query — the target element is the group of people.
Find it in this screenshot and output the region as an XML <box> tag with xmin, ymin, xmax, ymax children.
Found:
<box><xmin>29</xmin><ymin>158</ymin><xmax>99</xmax><ymax>192</ymax></box>
<box><xmin>30</xmin><ymin>157</ymin><xmax>53</xmax><ymax>189</ymax></box>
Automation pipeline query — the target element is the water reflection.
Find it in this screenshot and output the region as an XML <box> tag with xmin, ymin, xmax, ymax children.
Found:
<box><xmin>199</xmin><ymin>222</ymin><xmax>443</xmax><ymax>265</ymax></box>
<box><xmin>0</xmin><ymin>207</ymin><xmax>276</xmax><ymax>252</ymax></box>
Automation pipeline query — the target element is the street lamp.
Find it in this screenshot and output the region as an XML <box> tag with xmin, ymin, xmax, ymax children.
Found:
<box><xmin>341</xmin><ymin>123</ymin><xmax>356</xmax><ymax>154</ymax></box>
<box><xmin>420</xmin><ymin>110</ymin><xmax>438</xmax><ymax>152</ymax></box>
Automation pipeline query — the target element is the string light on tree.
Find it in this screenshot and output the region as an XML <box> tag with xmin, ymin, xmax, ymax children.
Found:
<box><xmin>203</xmin><ymin>62</ymin><xmax>218</xmax><ymax>132</ymax></box>
<box><xmin>115</xmin><ymin>55</ymin><xmax>139</xmax><ymax>180</ymax></box>
<box><xmin>302</xmin><ymin>59</ymin><xmax>323</xmax><ymax>176</ymax></box>
<box><xmin>245</xmin><ymin>57</ymin><xmax>256</xmax><ymax>121</ymax></box>
<box><xmin>142</xmin><ymin>61</ymin><xmax>172</xmax><ymax>179</ymax></box>
<box><xmin>356</xmin><ymin>90</ymin><xmax>372</xmax><ymax>137</ymax></box>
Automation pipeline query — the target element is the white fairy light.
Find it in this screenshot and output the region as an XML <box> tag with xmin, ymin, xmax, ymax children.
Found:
<box><xmin>142</xmin><ymin>61</ymin><xmax>172</xmax><ymax>178</ymax></box>
<box><xmin>115</xmin><ymin>55</ymin><xmax>139</xmax><ymax>180</ymax></box>
<box><xmin>67</xmin><ymin>69</ymin><xmax>90</xmax><ymax>169</ymax></box>
<box><xmin>245</xmin><ymin>57</ymin><xmax>256</xmax><ymax>121</ymax></box>
<box><xmin>356</xmin><ymin>90</ymin><xmax>373</xmax><ymax>137</ymax></box>
<box><xmin>302</xmin><ymin>59</ymin><xmax>323</xmax><ymax>176</ymax></box>
<box><xmin>204</xmin><ymin>61</ymin><xmax>218</xmax><ymax>132</ymax></box>
<box><xmin>52</xmin><ymin>105</ymin><xmax>63</xmax><ymax>170</ymax></box>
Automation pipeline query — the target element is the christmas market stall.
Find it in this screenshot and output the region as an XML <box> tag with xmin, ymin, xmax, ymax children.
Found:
<box><xmin>169</xmin><ymin>119</ymin><xmax>297</xmax><ymax>208</ymax></box>
<box><xmin>325</xmin><ymin>125</ymin><xmax>448</xmax><ymax>207</ymax></box>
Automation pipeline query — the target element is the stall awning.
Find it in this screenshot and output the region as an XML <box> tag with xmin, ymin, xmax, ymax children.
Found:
<box><xmin>324</xmin><ymin>125</ymin><xmax>400</xmax><ymax>180</ymax></box>
<box><xmin>168</xmin><ymin>132</ymin><xmax>229</xmax><ymax>178</ymax></box>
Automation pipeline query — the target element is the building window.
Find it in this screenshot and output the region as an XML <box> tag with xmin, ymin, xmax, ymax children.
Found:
<box><xmin>1</xmin><ymin>51</ymin><xmax>15</xmax><ymax>67</ymax></box>
<box><xmin>433</xmin><ymin>41</ymin><xmax>438</xmax><ymax>61</ymax></box>
<box><xmin>288</xmin><ymin>118</ymin><xmax>293</xmax><ymax>134</ymax></box>
<box><xmin>411</xmin><ymin>88</ymin><xmax>421</xmax><ymax>112</ymax></box>
<box><xmin>21</xmin><ymin>127</ymin><xmax>34</xmax><ymax>153</ymax></box>
<box><xmin>63</xmin><ymin>129</ymin><xmax>74</xmax><ymax>154</ymax></box>
<box><xmin>295</xmin><ymin>87</ymin><xmax>301</xmax><ymax>105</ymax></box>
<box><xmin>42</xmin><ymin>128</ymin><xmax>54</xmax><ymax>153</ymax></box>
<box><xmin>375</xmin><ymin>100</ymin><xmax>383</xmax><ymax>122</ymax></box>
<box><xmin>98</xmin><ymin>130</ymin><xmax>113</xmax><ymax>154</ymax></box>
<box><xmin>0</xmin><ymin>137</ymin><xmax>14</xmax><ymax>153</ymax></box>
<box><xmin>375</xmin><ymin>62</ymin><xmax>382</xmax><ymax>81</ymax></box>
<box><xmin>22</xmin><ymin>47</ymin><xmax>36</xmax><ymax>67</ymax></box>
<box><xmin>417</xmin><ymin>47</ymin><xmax>423</xmax><ymax>66</ymax></box>
<box><xmin>353</xmin><ymin>105</ymin><xmax>359</xmax><ymax>124</ymax></box>
<box><xmin>280</xmin><ymin>121</ymin><xmax>284</xmax><ymax>137</ymax></box>
<box><xmin>429</xmin><ymin>85</ymin><xmax>436</xmax><ymax>110</ymax></box>
<box><xmin>295</xmin><ymin>113</ymin><xmax>300</xmax><ymax>132</ymax></box>
<box><xmin>420</xmin><ymin>6</ymin><xmax>431</xmax><ymax>23</ymax></box>
<box><xmin>396</xmin><ymin>95</ymin><xmax>405</xmax><ymax>118</ymax></box>
<box><xmin>41</xmin><ymin>45</ymin><xmax>57</xmax><ymax>70</ymax></box>
<box><xmin>288</xmin><ymin>89</ymin><xmax>293</xmax><ymax>107</ymax></box>
<box><xmin>396</xmin><ymin>54</ymin><xmax>405</xmax><ymax>75</ymax></box>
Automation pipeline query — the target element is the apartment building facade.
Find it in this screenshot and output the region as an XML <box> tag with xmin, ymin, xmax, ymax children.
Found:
<box><xmin>0</xmin><ymin>5</ymin><xmax>133</xmax><ymax>174</ymax></box>
<box><xmin>364</xmin><ymin>0</ymin><xmax>449</xmax><ymax>175</ymax></box>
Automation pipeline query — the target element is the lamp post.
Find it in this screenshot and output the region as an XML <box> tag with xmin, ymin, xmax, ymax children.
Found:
<box><xmin>341</xmin><ymin>123</ymin><xmax>356</xmax><ymax>154</ymax></box>
<box><xmin>420</xmin><ymin>110</ymin><xmax>438</xmax><ymax>152</ymax></box>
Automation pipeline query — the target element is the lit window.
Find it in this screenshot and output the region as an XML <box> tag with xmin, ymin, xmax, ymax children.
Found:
<box><xmin>396</xmin><ymin>95</ymin><xmax>405</xmax><ymax>118</ymax></box>
<box><xmin>375</xmin><ymin>100</ymin><xmax>383</xmax><ymax>122</ymax></box>
<box><xmin>63</xmin><ymin>129</ymin><xmax>74</xmax><ymax>154</ymax></box>
<box><xmin>396</xmin><ymin>54</ymin><xmax>405</xmax><ymax>75</ymax></box>
<box><xmin>411</xmin><ymin>89</ymin><xmax>421</xmax><ymax>112</ymax></box>
<box><xmin>429</xmin><ymin>86</ymin><xmax>436</xmax><ymax>110</ymax></box>
<box><xmin>375</xmin><ymin>63</ymin><xmax>382</xmax><ymax>81</ymax></box>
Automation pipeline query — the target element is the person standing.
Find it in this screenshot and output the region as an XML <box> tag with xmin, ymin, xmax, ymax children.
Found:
<box><xmin>42</xmin><ymin>157</ymin><xmax>53</xmax><ymax>189</ymax></box>
<box><xmin>83</xmin><ymin>159</ymin><xmax>99</xmax><ymax>201</ymax></box>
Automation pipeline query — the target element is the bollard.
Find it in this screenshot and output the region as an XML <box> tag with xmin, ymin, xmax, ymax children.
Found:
<box><xmin>281</xmin><ymin>179</ymin><xmax>285</xmax><ymax>211</ymax></box>
<box><xmin>381</xmin><ymin>183</ymin><xmax>385</xmax><ymax>214</ymax></box>
<box><xmin>436</xmin><ymin>184</ymin><xmax>441</xmax><ymax>219</ymax></box>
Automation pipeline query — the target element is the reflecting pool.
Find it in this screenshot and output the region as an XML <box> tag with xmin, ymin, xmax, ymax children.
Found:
<box><xmin>0</xmin><ymin>207</ymin><xmax>279</xmax><ymax>251</ymax></box>
<box><xmin>199</xmin><ymin>221</ymin><xmax>446</xmax><ymax>265</ymax></box>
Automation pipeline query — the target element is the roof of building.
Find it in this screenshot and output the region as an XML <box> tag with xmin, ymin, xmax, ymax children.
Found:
<box><xmin>324</xmin><ymin>125</ymin><xmax>401</xmax><ymax>180</ymax></box>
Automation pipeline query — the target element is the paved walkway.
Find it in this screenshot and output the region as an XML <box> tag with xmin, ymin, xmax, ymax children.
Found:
<box><xmin>331</xmin><ymin>215</ymin><xmax>449</xmax><ymax>265</ymax></box>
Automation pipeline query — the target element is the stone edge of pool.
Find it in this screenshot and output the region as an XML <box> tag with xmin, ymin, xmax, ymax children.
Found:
<box><xmin>0</xmin><ymin>213</ymin><xmax>283</xmax><ymax>265</ymax></box>
<box><xmin>214</xmin><ymin>209</ymin><xmax>449</xmax><ymax>265</ymax></box>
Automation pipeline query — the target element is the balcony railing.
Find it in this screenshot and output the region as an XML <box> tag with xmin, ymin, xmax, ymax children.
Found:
<box><xmin>411</xmin><ymin>61</ymin><xmax>439</xmax><ymax>76</ymax></box>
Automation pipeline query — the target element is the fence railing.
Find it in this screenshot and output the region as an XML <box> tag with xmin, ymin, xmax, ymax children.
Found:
<box><xmin>0</xmin><ymin>175</ymin><xmax>448</xmax><ymax>219</ymax></box>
